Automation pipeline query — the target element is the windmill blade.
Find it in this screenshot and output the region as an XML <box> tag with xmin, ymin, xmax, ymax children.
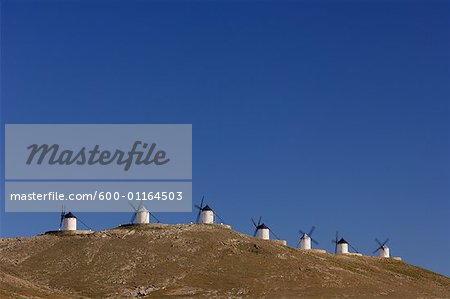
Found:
<box><xmin>258</xmin><ymin>216</ymin><xmax>262</xmax><ymax>226</ymax></box>
<box><xmin>331</xmin><ymin>239</ymin><xmax>337</xmax><ymax>254</ymax></box>
<box><xmin>251</xmin><ymin>218</ymin><xmax>257</xmax><ymax>228</ymax></box>
<box><xmin>348</xmin><ymin>243</ymin><xmax>359</xmax><ymax>253</ymax></box>
<box><xmin>331</xmin><ymin>232</ymin><xmax>338</xmax><ymax>244</ymax></box>
<box><xmin>129</xmin><ymin>212</ymin><xmax>137</xmax><ymax>224</ymax></box>
<box><xmin>76</xmin><ymin>215</ymin><xmax>93</xmax><ymax>231</ymax></box>
<box><xmin>375</xmin><ymin>238</ymin><xmax>383</xmax><ymax>247</ymax></box>
<box><xmin>128</xmin><ymin>202</ymin><xmax>139</xmax><ymax>223</ymax></box>
<box><xmin>150</xmin><ymin>212</ymin><xmax>161</xmax><ymax>223</ymax></box>
<box><xmin>128</xmin><ymin>201</ymin><xmax>138</xmax><ymax>212</ymax></box>
<box><xmin>59</xmin><ymin>205</ymin><xmax>65</xmax><ymax>229</ymax></box>
<box><xmin>311</xmin><ymin>237</ymin><xmax>319</xmax><ymax>245</ymax></box>
<box><xmin>195</xmin><ymin>196</ymin><xmax>205</xmax><ymax>223</ymax></box>
<box><xmin>382</xmin><ymin>238</ymin><xmax>390</xmax><ymax>247</ymax></box>
<box><xmin>308</xmin><ymin>226</ymin><xmax>316</xmax><ymax>237</ymax></box>
<box><xmin>195</xmin><ymin>209</ymin><xmax>202</xmax><ymax>223</ymax></box>
<box><xmin>212</xmin><ymin>209</ymin><xmax>225</xmax><ymax>224</ymax></box>
<box><xmin>268</xmin><ymin>227</ymin><xmax>281</xmax><ymax>240</ymax></box>
<box><xmin>334</xmin><ymin>231</ymin><xmax>339</xmax><ymax>253</ymax></box>
<box><xmin>372</xmin><ymin>247</ymin><xmax>381</xmax><ymax>254</ymax></box>
<box><xmin>299</xmin><ymin>229</ymin><xmax>306</xmax><ymax>235</ymax></box>
<box><xmin>253</xmin><ymin>228</ymin><xmax>258</xmax><ymax>237</ymax></box>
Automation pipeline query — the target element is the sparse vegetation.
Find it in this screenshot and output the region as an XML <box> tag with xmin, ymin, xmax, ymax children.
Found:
<box><xmin>0</xmin><ymin>224</ymin><xmax>449</xmax><ymax>298</ymax></box>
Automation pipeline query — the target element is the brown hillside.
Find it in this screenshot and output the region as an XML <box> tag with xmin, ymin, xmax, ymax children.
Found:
<box><xmin>0</xmin><ymin>224</ymin><xmax>449</xmax><ymax>298</ymax></box>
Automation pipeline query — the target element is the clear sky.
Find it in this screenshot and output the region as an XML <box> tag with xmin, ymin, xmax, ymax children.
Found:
<box><xmin>1</xmin><ymin>0</ymin><xmax>449</xmax><ymax>276</ymax></box>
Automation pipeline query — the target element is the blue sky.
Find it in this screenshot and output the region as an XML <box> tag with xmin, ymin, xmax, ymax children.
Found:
<box><xmin>1</xmin><ymin>0</ymin><xmax>449</xmax><ymax>276</ymax></box>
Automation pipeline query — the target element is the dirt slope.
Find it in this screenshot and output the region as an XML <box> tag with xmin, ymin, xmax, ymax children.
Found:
<box><xmin>0</xmin><ymin>224</ymin><xmax>449</xmax><ymax>298</ymax></box>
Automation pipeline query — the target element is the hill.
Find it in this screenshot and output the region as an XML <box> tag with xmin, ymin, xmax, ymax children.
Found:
<box><xmin>0</xmin><ymin>224</ymin><xmax>449</xmax><ymax>298</ymax></box>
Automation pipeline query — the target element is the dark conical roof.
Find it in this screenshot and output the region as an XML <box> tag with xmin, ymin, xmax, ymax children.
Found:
<box><xmin>337</xmin><ymin>238</ymin><xmax>348</xmax><ymax>244</ymax></box>
<box><xmin>202</xmin><ymin>205</ymin><xmax>213</xmax><ymax>211</ymax></box>
<box><xmin>257</xmin><ymin>223</ymin><xmax>269</xmax><ymax>229</ymax></box>
<box><xmin>64</xmin><ymin>212</ymin><xmax>76</xmax><ymax>218</ymax></box>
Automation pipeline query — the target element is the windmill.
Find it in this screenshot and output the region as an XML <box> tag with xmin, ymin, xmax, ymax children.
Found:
<box><xmin>129</xmin><ymin>202</ymin><xmax>160</xmax><ymax>224</ymax></box>
<box><xmin>58</xmin><ymin>205</ymin><xmax>91</xmax><ymax>231</ymax></box>
<box><xmin>251</xmin><ymin>217</ymin><xmax>280</xmax><ymax>240</ymax></box>
<box><xmin>373</xmin><ymin>238</ymin><xmax>390</xmax><ymax>258</ymax></box>
<box><xmin>194</xmin><ymin>196</ymin><xmax>224</xmax><ymax>224</ymax></box>
<box><xmin>332</xmin><ymin>231</ymin><xmax>359</xmax><ymax>254</ymax></box>
<box><xmin>298</xmin><ymin>226</ymin><xmax>319</xmax><ymax>249</ymax></box>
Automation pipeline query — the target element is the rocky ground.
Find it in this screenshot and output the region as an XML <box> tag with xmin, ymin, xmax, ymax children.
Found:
<box><xmin>0</xmin><ymin>223</ymin><xmax>449</xmax><ymax>298</ymax></box>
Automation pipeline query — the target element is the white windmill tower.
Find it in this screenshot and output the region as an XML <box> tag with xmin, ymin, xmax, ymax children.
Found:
<box><xmin>128</xmin><ymin>203</ymin><xmax>160</xmax><ymax>224</ymax></box>
<box><xmin>373</xmin><ymin>238</ymin><xmax>390</xmax><ymax>258</ymax></box>
<box><xmin>298</xmin><ymin>226</ymin><xmax>319</xmax><ymax>250</ymax></box>
<box><xmin>332</xmin><ymin>232</ymin><xmax>359</xmax><ymax>254</ymax></box>
<box><xmin>194</xmin><ymin>196</ymin><xmax>225</xmax><ymax>224</ymax></box>
<box><xmin>58</xmin><ymin>206</ymin><xmax>77</xmax><ymax>231</ymax></box>
<box><xmin>58</xmin><ymin>206</ymin><xmax>92</xmax><ymax>231</ymax></box>
<box><xmin>251</xmin><ymin>217</ymin><xmax>280</xmax><ymax>240</ymax></box>
<box><xmin>62</xmin><ymin>212</ymin><xmax>77</xmax><ymax>231</ymax></box>
<box><xmin>55</xmin><ymin>206</ymin><xmax>92</xmax><ymax>233</ymax></box>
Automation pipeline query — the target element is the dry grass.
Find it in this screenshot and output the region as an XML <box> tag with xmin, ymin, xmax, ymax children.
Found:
<box><xmin>0</xmin><ymin>224</ymin><xmax>449</xmax><ymax>298</ymax></box>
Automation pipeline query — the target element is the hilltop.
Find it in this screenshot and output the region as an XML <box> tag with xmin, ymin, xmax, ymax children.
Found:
<box><xmin>0</xmin><ymin>224</ymin><xmax>449</xmax><ymax>298</ymax></box>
